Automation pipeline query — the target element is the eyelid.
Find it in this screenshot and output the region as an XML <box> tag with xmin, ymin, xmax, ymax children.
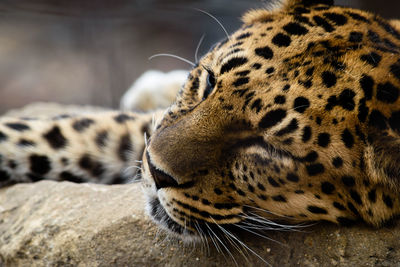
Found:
<box><xmin>201</xmin><ymin>64</ymin><xmax>217</xmax><ymax>78</ymax></box>
<box><xmin>206</xmin><ymin>70</ymin><xmax>216</xmax><ymax>87</ymax></box>
<box><xmin>202</xmin><ymin>66</ymin><xmax>217</xmax><ymax>100</ymax></box>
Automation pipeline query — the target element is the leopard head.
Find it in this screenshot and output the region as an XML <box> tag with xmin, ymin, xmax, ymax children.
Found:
<box><xmin>142</xmin><ymin>0</ymin><xmax>400</xmax><ymax>239</ymax></box>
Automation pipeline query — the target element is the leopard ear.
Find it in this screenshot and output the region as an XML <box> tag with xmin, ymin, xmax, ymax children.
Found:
<box><xmin>390</xmin><ymin>20</ymin><xmax>400</xmax><ymax>31</ymax></box>
<box><xmin>243</xmin><ymin>0</ymin><xmax>334</xmax><ymax>24</ymax></box>
<box><xmin>364</xmin><ymin>110</ymin><xmax>400</xmax><ymax>190</ymax></box>
<box><xmin>280</xmin><ymin>0</ymin><xmax>334</xmax><ymax>9</ymax></box>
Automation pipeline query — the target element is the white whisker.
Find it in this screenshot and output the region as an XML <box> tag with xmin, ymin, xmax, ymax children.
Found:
<box><xmin>238</xmin><ymin>221</ymin><xmax>280</xmax><ymax>231</ymax></box>
<box><xmin>124</xmin><ymin>165</ymin><xmax>141</xmax><ymax>172</ymax></box>
<box><xmin>195</xmin><ymin>34</ymin><xmax>206</xmax><ymax>63</ymax></box>
<box><xmin>125</xmin><ymin>172</ymin><xmax>142</xmax><ymax>184</ymax></box>
<box><xmin>194</xmin><ymin>222</ymin><xmax>208</xmax><ymax>254</ymax></box>
<box><xmin>291</xmin><ymin>104</ymin><xmax>310</xmax><ymax>112</ymax></box>
<box><xmin>246</xmin><ymin>211</ymin><xmax>312</xmax><ymax>229</ymax></box>
<box><xmin>218</xmin><ymin>226</ymin><xmax>246</xmax><ymax>261</ymax></box>
<box><xmin>206</xmin><ymin>228</ymin><xmax>222</xmax><ymax>253</ymax></box>
<box><xmin>144</xmin><ymin>132</ymin><xmax>148</xmax><ymax>147</ymax></box>
<box><xmin>218</xmin><ymin>225</ymin><xmax>271</xmax><ymax>266</ymax></box>
<box><xmin>205</xmin><ymin>223</ymin><xmax>237</xmax><ymax>265</ymax></box>
<box><xmin>243</xmin><ymin>205</ymin><xmax>287</xmax><ymax>217</ymax></box>
<box><xmin>241</xmin><ymin>213</ymin><xmax>303</xmax><ymax>230</ymax></box>
<box><xmin>244</xmin><ymin>204</ymin><xmax>310</xmax><ymax>223</ymax></box>
<box><xmin>234</xmin><ymin>224</ymin><xmax>286</xmax><ymax>246</ymax></box>
<box><xmin>194</xmin><ymin>8</ymin><xmax>230</xmax><ymax>41</ymax></box>
<box><xmin>151</xmin><ymin>113</ymin><xmax>155</xmax><ymax>131</ymax></box>
<box><xmin>211</xmin><ymin>220</ymin><xmax>250</xmax><ymax>264</ymax></box>
<box><xmin>217</xmin><ymin>231</ymin><xmax>240</xmax><ymax>267</ymax></box>
<box><xmin>149</xmin><ymin>53</ymin><xmax>196</xmax><ymax>67</ymax></box>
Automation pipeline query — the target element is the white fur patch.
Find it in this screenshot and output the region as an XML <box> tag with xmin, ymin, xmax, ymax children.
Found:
<box><xmin>120</xmin><ymin>70</ymin><xmax>188</xmax><ymax>111</ymax></box>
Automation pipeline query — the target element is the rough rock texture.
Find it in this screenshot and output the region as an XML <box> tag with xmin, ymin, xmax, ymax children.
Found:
<box><xmin>1</xmin><ymin>181</ymin><xmax>400</xmax><ymax>267</ymax></box>
<box><xmin>1</xmin><ymin>103</ymin><xmax>400</xmax><ymax>266</ymax></box>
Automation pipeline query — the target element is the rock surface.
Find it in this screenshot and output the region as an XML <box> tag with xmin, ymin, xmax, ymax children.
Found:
<box><xmin>1</xmin><ymin>181</ymin><xmax>400</xmax><ymax>267</ymax></box>
<box><xmin>1</xmin><ymin>103</ymin><xmax>400</xmax><ymax>266</ymax></box>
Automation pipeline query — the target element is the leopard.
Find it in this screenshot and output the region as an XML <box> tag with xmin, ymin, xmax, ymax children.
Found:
<box><xmin>1</xmin><ymin>0</ymin><xmax>400</xmax><ymax>243</ymax></box>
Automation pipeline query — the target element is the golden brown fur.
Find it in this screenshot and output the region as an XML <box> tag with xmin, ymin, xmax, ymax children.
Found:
<box><xmin>144</xmin><ymin>0</ymin><xmax>400</xmax><ymax>234</ymax></box>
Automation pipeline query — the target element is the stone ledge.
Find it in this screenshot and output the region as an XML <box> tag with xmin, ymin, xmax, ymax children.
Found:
<box><xmin>1</xmin><ymin>181</ymin><xmax>399</xmax><ymax>266</ymax></box>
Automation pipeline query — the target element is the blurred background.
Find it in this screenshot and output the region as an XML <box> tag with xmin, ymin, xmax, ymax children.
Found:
<box><xmin>0</xmin><ymin>0</ymin><xmax>398</xmax><ymax>113</ymax></box>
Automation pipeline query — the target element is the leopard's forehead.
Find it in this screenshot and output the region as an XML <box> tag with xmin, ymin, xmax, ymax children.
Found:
<box><xmin>201</xmin><ymin>4</ymin><xmax>386</xmax><ymax>80</ymax></box>
<box><xmin>171</xmin><ymin>3</ymin><xmax>399</xmax><ymax>125</ymax></box>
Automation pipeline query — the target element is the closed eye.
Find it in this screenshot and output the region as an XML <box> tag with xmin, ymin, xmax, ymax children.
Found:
<box><xmin>203</xmin><ymin>69</ymin><xmax>216</xmax><ymax>100</ymax></box>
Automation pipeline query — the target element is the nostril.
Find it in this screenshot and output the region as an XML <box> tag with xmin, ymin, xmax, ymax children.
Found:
<box><xmin>146</xmin><ymin>151</ymin><xmax>178</xmax><ymax>190</ymax></box>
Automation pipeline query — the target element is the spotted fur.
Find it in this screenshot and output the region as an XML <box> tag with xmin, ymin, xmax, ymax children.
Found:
<box><xmin>1</xmin><ymin>0</ymin><xmax>400</xmax><ymax>240</ymax></box>
<box><xmin>0</xmin><ymin>111</ymin><xmax>159</xmax><ymax>186</ymax></box>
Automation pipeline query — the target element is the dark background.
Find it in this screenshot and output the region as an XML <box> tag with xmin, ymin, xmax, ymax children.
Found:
<box><xmin>0</xmin><ymin>0</ymin><xmax>398</xmax><ymax>113</ymax></box>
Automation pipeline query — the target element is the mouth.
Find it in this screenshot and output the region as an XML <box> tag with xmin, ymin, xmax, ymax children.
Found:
<box><xmin>147</xmin><ymin>197</ymin><xmax>197</xmax><ymax>237</ymax></box>
<box><xmin>147</xmin><ymin>194</ymin><xmax>302</xmax><ymax>240</ymax></box>
<box><xmin>147</xmin><ymin>196</ymin><xmax>232</xmax><ymax>241</ymax></box>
